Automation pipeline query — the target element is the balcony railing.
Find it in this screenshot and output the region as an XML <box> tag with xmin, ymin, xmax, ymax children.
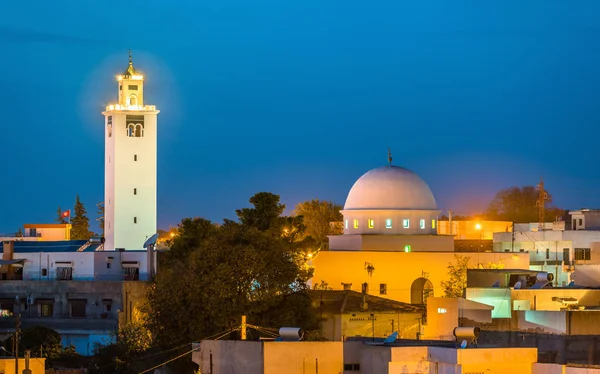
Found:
<box><xmin>1</xmin><ymin>272</ymin><xmax>150</xmax><ymax>282</ymax></box>
<box><xmin>105</xmin><ymin>104</ymin><xmax>157</xmax><ymax>111</ymax></box>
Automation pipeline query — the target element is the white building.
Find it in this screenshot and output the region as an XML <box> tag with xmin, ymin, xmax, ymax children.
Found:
<box><xmin>102</xmin><ymin>52</ymin><xmax>160</xmax><ymax>250</ymax></box>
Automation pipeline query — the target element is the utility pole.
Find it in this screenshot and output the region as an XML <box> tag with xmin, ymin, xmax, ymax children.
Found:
<box><xmin>14</xmin><ymin>313</ymin><xmax>20</xmax><ymax>374</ymax></box>
<box><xmin>22</xmin><ymin>350</ymin><xmax>31</xmax><ymax>374</ymax></box>
<box><xmin>241</xmin><ymin>315</ymin><xmax>247</xmax><ymax>340</ymax></box>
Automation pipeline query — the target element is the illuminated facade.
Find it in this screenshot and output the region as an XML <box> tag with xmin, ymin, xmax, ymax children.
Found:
<box><xmin>102</xmin><ymin>52</ymin><xmax>160</xmax><ymax>250</ymax></box>
<box><xmin>312</xmin><ymin>160</ymin><xmax>530</xmax><ymax>305</ymax></box>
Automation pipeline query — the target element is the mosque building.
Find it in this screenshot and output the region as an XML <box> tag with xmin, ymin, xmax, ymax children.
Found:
<box><xmin>311</xmin><ymin>154</ymin><xmax>530</xmax><ymax>305</ymax></box>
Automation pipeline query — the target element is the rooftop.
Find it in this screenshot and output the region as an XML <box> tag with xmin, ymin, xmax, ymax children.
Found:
<box><xmin>310</xmin><ymin>290</ymin><xmax>424</xmax><ymax>314</ymax></box>
<box><xmin>0</xmin><ymin>240</ymin><xmax>100</xmax><ymax>253</ymax></box>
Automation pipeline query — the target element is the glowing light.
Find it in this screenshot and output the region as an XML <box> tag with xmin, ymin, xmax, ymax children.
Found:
<box><xmin>403</xmin><ymin>219</ymin><xmax>410</xmax><ymax>229</ymax></box>
<box><xmin>368</xmin><ymin>219</ymin><xmax>374</xmax><ymax>228</ymax></box>
<box><xmin>432</xmin><ymin>219</ymin><xmax>436</xmax><ymax>229</ymax></box>
<box><xmin>420</xmin><ymin>219</ymin><xmax>425</xmax><ymax>229</ymax></box>
<box><xmin>475</xmin><ymin>223</ymin><xmax>482</xmax><ymax>230</ymax></box>
<box><xmin>116</xmin><ymin>74</ymin><xmax>144</xmax><ymax>81</ymax></box>
<box><xmin>307</xmin><ymin>253</ymin><xmax>313</xmax><ymax>259</ymax></box>
<box><xmin>404</xmin><ymin>245</ymin><xmax>411</xmax><ymax>253</ymax></box>
<box><xmin>353</xmin><ymin>219</ymin><xmax>359</xmax><ymax>229</ymax></box>
<box><xmin>105</xmin><ymin>104</ymin><xmax>157</xmax><ymax>111</ymax></box>
<box><xmin>437</xmin><ymin>308</ymin><xmax>447</xmax><ymax>314</ymax></box>
<box><xmin>385</xmin><ymin>219</ymin><xmax>392</xmax><ymax>229</ymax></box>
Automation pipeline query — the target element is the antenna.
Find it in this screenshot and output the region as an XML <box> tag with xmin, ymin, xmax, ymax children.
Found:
<box><xmin>387</xmin><ymin>148</ymin><xmax>393</xmax><ymax>165</ymax></box>
<box><xmin>535</xmin><ymin>177</ymin><xmax>549</xmax><ymax>231</ymax></box>
<box><xmin>143</xmin><ymin>233</ymin><xmax>159</xmax><ymax>248</ymax></box>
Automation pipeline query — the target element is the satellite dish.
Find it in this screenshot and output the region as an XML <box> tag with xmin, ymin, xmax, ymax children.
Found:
<box><xmin>492</xmin><ymin>280</ymin><xmax>500</xmax><ymax>288</ymax></box>
<box><xmin>143</xmin><ymin>233</ymin><xmax>159</xmax><ymax>248</ymax></box>
<box><xmin>383</xmin><ymin>331</ymin><xmax>398</xmax><ymax>344</ymax></box>
<box><xmin>514</xmin><ymin>281</ymin><xmax>522</xmax><ymax>290</ymax></box>
<box><xmin>460</xmin><ymin>340</ymin><xmax>467</xmax><ymax>349</ymax></box>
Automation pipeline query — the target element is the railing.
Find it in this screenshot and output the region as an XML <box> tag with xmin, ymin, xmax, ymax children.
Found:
<box><xmin>105</xmin><ymin>104</ymin><xmax>157</xmax><ymax>111</ymax></box>
<box><xmin>1</xmin><ymin>273</ymin><xmax>151</xmax><ymax>282</ymax></box>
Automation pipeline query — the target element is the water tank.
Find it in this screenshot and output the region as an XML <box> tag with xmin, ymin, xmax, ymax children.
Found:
<box><xmin>279</xmin><ymin>327</ymin><xmax>304</xmax><ymax>341</ymax></box>
<box><xmin>453</xmin><ymin>327</ymin><xmax>481</xmax><ymax>339</ymax></box>
<box><xmin>537</xmin><ymin>272</ymin><xmax>554</xmax><ymax>282</ymax></box>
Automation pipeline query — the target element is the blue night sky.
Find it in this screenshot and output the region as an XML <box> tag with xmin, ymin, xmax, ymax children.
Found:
<box><xmin>1</xmin><ymin>1</ymin><xmax>599</xmax><ymax>234</ymax></box>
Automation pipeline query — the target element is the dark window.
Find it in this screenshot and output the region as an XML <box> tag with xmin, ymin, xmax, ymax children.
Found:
<box><xmin>41</xmin><ymin>303</ymin><xmax>53</xmax><ymax>317</ymax></box>
<box><xmin>546</xmin><ymin>248</ymin><xmax>550</xmax><ymax>259</ymax></box>
<box><xmin>126</xmin><ymin>115</ymin><xmax>144</xmax><ymax>126</ymax></box>
<box><xmin>128</xmin><ymin>85</ymin><xmax>138</xmax><ymax>90</ymax></box>
<box><xmin>106</xmin><ymin>262</ymin><xmax>112</xmax><ymax>269</ymax></box>
<box><xmin>29</xmin><ymin>228</ymin><xmax>37</xmax><ymax>237</ymax></box>
<box><xmin>119</xmin><ymin>85</ymin><xmax>122</xmax><ymax>91</ymax></box>
<box><xmin>123</xmin><ymin>266</ymin><xmax>140</xmax><ymax>281</ymax></box>
<box><xmin>380</xmin><ymin>283</ymin><xmax>387</xmax><ymax>295</ymax></box>
<box><xmin>563</xmin><ymin>248</ymin><xmax>570</xmax><ymax>263</ymax></box>
<box><xmin>343</xmin><ymin>364</ymin><xmax>360</xmax><ymax>371</ymax></box>
<box><xmin>70</xmin><ymin>301</ymin><xmax>86</xmax><ymax>318</ymax></box>
<box><xmin>134</xmin><ymin>154</ymin><xmax>137</xmax><ymax>161</ymax></box>
<box><xmin>41</xmin><ymin>268</ymin><xmax>47</xmax><ymax>276</ymax></box>
<box><xmin>575</xmin><ymin>248</ymin><xmax>591</xmax><ymax>261</ymax></box>
<box><xmin>56</xmin><ymin>267</ymin><xmax>73</xmax><ymax>281</ymax></box>
<box><xmin>107</xmin><ymin>115</ymin><xmax>112</xmax><ymax>124</ymax></box>
<box><xmin>104</xmin><ymin>303</ymin><xmax>112</xmax><ymax>312</ymax></box>
<box><xmin>134</xmin><ymin>188</ymin><xmax>137</xmax><ymax>195</ymax></box>
<box><xmin>134</xmin><ymin>217</ymin><xmax>137</xmax><ymax>224</ymax></box>
<box><xmin>579</xmin><ymin>219</ymin><xmax>583</xmax><ymax>226</ymax></box>
<box><xmin>342</xmin><ymin>283</ymin><xmax>352</xmax><ymax>291</ymax></box>
<box><xmin>0</xmin><ymin>300</ymin><xmax>14</xmax><ymax>316</ymax></box>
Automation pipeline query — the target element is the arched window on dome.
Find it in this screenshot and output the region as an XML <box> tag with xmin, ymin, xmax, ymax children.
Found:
<box><xmin>420</xmin><ymin>219</ymin><xmax>426</xmax><ymax>229</ymax></box>
<box><xmin>386</xmin><ymin>219</ymin><xmax>392</xmax><ymax>229</ymax></box>
<box><xmin>432</xmin><ymin>219</ymin><xmax>436</xmax><ymax>229</ymax></box>
<box><xmin>403</xmin><ymin>219</ymin><xmax>410</xmax><ymax>229</ymax></box>
<box><xmin>353</xmin><ymin>219</ymin><xmax>359</xmax><ymax>229</ymax></box>
<box><xmin>344</xmin><ymin>220</ymin><xmax>348</xmax><ymax>229</ymax></box>
<box><xmin>368</xmin><ymin>219</ymin><xmax>374</xmax><ymax>228</ymax></box>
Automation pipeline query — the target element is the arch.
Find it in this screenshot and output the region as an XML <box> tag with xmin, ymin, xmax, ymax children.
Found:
<box><xmin>135</xmin><ymin>124</ymin><xmax>143</xmax><ymax>137</ymax></box>
<box><xmin>411</xmin><ymin>277</ymin><xmax>434</xmax><ymax>305</ymax></box>
<box><xmin>127</xmin><ymin>124</ymin><xmax>134</xmax><ymax>137</ymax></box>
<box><xmin>129</xmin><ymin>94</ymin><xmax>137</xmax><ymax>106</ymax></box>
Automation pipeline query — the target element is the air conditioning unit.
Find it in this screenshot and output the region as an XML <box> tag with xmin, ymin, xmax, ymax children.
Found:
<box><xmin>27</xmin><ymin>297</ymin><xmax>34</xmax><ymax>306</ymax></box>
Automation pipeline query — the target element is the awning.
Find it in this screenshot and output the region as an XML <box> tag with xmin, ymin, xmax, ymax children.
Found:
<box><xmin>0</xmin><ymin>259</ymin><xmax>25</xmax><ymax>266</ymax></box>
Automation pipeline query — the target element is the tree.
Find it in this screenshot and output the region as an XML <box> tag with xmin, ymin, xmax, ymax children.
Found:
<box><xmin>56</xmin><ymin>206</ymin><xmax>67</xmax><ymax>224</ymax></box>
<box><xmin>145</xmin><ymin>192</ymin><xmax>318</xmax><ymax>352</ymax></box>
<box><xmin>96</xmin><ymin>202</ymin><xmax>105</xmax><ymax>236</ymax></box>
<box><xmin>440</xmin><ymin>255</ymin><xmax>470</xmax><ymax>298</ymax></box>
<box><xmin>484</xmin><ymin>186</ymin><xmax>564</xmax><ymax>223</ymax></box>
<box><xmin>71</xmin><ymin>194</ymin><xmax>92</xmax><ymax>240</ymax></box>
<box><xmin>4</xmin><ymin>326</ymin><xmax>62</xmax><ymax>368</ymax></box>
<box><xmin>294</xmin><ymin>199</ymin><xmax>343</xmax><ymax>249</ymax></box>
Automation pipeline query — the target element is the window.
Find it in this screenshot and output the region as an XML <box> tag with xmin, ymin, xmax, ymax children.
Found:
<box><xmin>404</xmin><ymin>245</ymin><xmax>411</xmax><ymax>253</ymax></box>
<box><xmin>342</xmin><ymin>283</ymin><xmax>352</xmax><ymax>291</ymax></box>
<box><xmin>119</xmin><ymin>85</ymin><xmax>122</xmax><ymax>91</ymax></box>
<box><xmin>403</xmin><ymin>219</ymin><xmax>410</xmax><ymax>228</ymax></box>
<box><xmin>41</xmin><ymin>268</ymin><xmax>47</xmax><ymax>276</ymax></box>
<box><xmin>345</xmin><ymin>220</ymin><xmax>348</xmax><ymax>229</ymax></box>
<box><xmin>134</xmin><ymin>154</ymin><xmax>137</xmax><ymax>161</ymax></box>
<box><xmin>343</xmin><ymin>364</ymin><xmax>360</xmax><ymax>371</ymax></box>
<box><xmin>386</xmin><ymin>219</ymin><xmax>392</xmax><ymax>228</ymax></box>
<box><xmin>127</xmin><ymin>124</ymin><xmax>134</xmax><ymax>137</ymax></box>
<box><xmin>134</xmin><ymin>188</ymin><xmax>137</xmax><ymax>195</ymax></box>
<box><xmin>432</xmin><ymin>219</ymin><xmax>436</xmax><ymax>229</ymax></box>
<box><xmin>353</xmin><ymin>219</ymin><xmax>359</xmax><ymax>229</ymax></box>
<box><xmin>41</xmin><ymin>303</ymin><xmax>53</xmax><ymax>317</ymax></box>
<box><xmin>107</xmin><ymin>262</ymin><xmax>112</xmax><ymax>269</ymax></box>
<box><xmin>129</xmin><ymin>95</ymin><xmax>137</xmax><ymax>106</ymax></box>
<box><xmin>56</xmin><ymin>266</ymin><xmax>73</xmax><ymax>281</ymax></box>
<box><xmin>30</xmin><ymin>228</ymin><xmax>37</xmax><ymax>237</ymax></box>
<box><xmin>574</xmin><ymin>248</ymin><xmax>591</xmax><ymax>261</ymax></box>
<box><xmin>134</xmin><ymin>217</ymin><xmax>137</xmax><ymax>224</ymax></box>
<box><xmin>135</xmin><ymin>124</ymin><xmax>143</xmax><ymax>137</ymax></box>
<box><xmin>420</xmin><ymin>219</ymin><xmax>426</xmax><ymax>229</ymax></box>
<box><xmin>437</xmin><ymin>308</ymin><xmax>447</xmax><ymax>314</ymax></box>
<box><xmin>128</xmin><ymin>84</ymin><xmax>138</xmax><ymax>90</ymax></box>
<box><xmin>563</xmin><ymin>248</ymin><xmax>570</xmax><ymax>263</ymax></box>
<box><xmin>102</xmin><ymin>299</ymin><xmax>112</xmax><ymax>313</ymax></box>
<box><xmin>379</xmin><ymin>284</ymin><xmax>387</xmax><ymax>295</ymax></box>
<box><xmin>368</xmin><ymin>219</ymin><xmax>374</xmax><ymax>228</ymax></box>
<box><xmin>70</xmin><ymin>300</ymin><xmax>86</xmax><ymax>318</ymax></box>
<box><xmin>546</xmin><ymin>248</ymin><xmax>550</xmax><ymax>259</ymax></box>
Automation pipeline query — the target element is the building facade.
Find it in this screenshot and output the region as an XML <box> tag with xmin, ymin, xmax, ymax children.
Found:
<box><xmin>103</xmin><ymin>52</ymin><xmax>160</xmax><ymax>250</ymax></box>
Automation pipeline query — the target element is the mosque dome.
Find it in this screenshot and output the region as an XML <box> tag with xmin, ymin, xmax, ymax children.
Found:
<box><xmin>344</xmin><ymin>165</ymin><xmax>438</xmax><ymax>211</ymax></box>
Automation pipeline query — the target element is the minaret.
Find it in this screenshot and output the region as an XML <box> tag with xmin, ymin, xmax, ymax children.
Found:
<box><xmin>102</xmin><ymin>51</ymin><xmax>160</xmax><ymax>250</ymax></box>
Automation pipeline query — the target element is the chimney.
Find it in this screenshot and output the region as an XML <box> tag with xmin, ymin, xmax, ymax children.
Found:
<box><xmin>361</xmin><ymin>282</ymin><xmax>369</xmax><ymax>311</ymax></box>
<box><xmin>2</xmin><ymin>241</ymin><xmax>14</xmax><ymax>276</ymax></box>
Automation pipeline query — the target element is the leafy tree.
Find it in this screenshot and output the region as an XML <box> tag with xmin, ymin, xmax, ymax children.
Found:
<box><xmin>96</xmin><ymin>202</ymin><xmax>105</xmax><ymax>235</ymax></box>
<box><xmin>71</xmin><ymin>194</ymin><xmax>92</xmax><ymax>240</ymax></box>
<box><xmin>313</xmin><ymin>280</ymin><xmax>332</xmax><ymax>290</ymax></box>
<box><xmin>145</xmin><ymin>192</ymin><xmax>318</xmax><ymax>352</ymax></box>
<box><xmin>441</xmin><ymin>255</ymin><xmax>470</xmax><ymax>298</ymax></box>
<box><xmin>56</xmin><ymin>206</ymin><xmax>67</xmax><ymax>224</ymax></box>
<box><xmin>4</xmin><ymin>326</ymin><xmax>62</xmax><ymax>368</ymax></box>
<box><xmin>294</xmin><ymin>199</ymin><xmax>343</xmax><ymax>249</ymax></box>
<box><xmin>89</xmin><ymin>321</ymin><xmax>153</xmax><ymax>374</ymax></box>
<box><xmin>484</xmin><ymin>186</ymin><xmax>564</xmax><ymax>223</ymax></box>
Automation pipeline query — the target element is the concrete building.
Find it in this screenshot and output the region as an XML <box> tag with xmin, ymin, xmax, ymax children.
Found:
<box><xmin>103</xmin><ymin>52</ymin><xmax>160</xmax><ymax>250</ymax></box>
<box><xmin>0</xmin><ymin>240</ymin><xmax>154</xmax><ymax>355</ymax></box>
<box><xmin>23</xmin><ymin>224</ymin><xmax>71</xmax><ymax>241</ymax></box>
<box><xmin>193</xmin><ymin>339</ymin><xmax>539</xmax><ymax>374</ymax></box>
<box><xmin>311</xmin><ymin>161</ymin><xmax>530</xmax><ymax>305</ymax></box>
<box><xmin>311</xmin><ymin>290</ymin><xmax>425</xmax><ymax>341</ymax></box>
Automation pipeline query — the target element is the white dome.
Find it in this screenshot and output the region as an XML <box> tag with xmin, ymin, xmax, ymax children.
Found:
<box><xmin>344</xmin><ymin>165</ymin><xmax>438</xmax><ymax>210</ymax></box>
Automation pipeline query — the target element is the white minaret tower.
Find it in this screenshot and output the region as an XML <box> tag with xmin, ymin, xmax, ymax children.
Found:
<box><xmin>102</xmin><ymin>51</ymin><xmax>160</xmax><ymax>250</ymax></box>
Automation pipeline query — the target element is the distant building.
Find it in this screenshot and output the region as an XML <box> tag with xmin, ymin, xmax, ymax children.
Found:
<box><xmin>23</xmin><ymin>223</ymin><xmax>71</xmax><ymax>241</ymax></box>
<box><xmin>103</xmin><ymin>52</ymin><xmax>160</xmax><ymax>250</ymax></box>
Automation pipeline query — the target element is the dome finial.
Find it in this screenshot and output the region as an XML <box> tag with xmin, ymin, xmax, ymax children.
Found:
<box><xmin>128</xmin><ymin>49</ymin><xmax>132</xmax><ymax>65</ymax></box>
<box><xmin>388</xmin><ymin>147</ymin><xmax>393</xmax><ymax>165</ymax></box>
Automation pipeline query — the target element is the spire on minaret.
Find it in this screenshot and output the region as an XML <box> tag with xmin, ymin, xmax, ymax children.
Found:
<box><xmin>388</xmin><ymin>147</ymin><xmax>393</xmax><ymax>165</ymax></box>
<box><xmin>122</xmin><ymin>50</ymin><xmax>138</xmax><ymax>78</ymax></box>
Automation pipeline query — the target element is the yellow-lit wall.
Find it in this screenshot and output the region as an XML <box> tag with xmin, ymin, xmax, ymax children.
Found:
<box><xmin>263</xmin><ymin>342</ymin><xmax>343</xmax><ymax>374</ymax></box>
<box><xmin>312</xmin><ymin>251</ymin><xmax>529</xmax><ymax>304</ymax></box>
<box><xmin>438</xmin><ymin>220</ymin><xmax>512</xmax><ymax>240</ymax></box>
<box><xmin>0</xmin><ymin>357</ymin><xmax>45</xmax><ymax>374</ymax></box>
<box><xmin>23</xmin><ymin>224</ymin><xmax>71</xmax><ymax>241</ymax></box>
<box><xmin>329</xmin><ymin>234</ymin><xmax>454</xmax><ymax>252</ymax></box>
